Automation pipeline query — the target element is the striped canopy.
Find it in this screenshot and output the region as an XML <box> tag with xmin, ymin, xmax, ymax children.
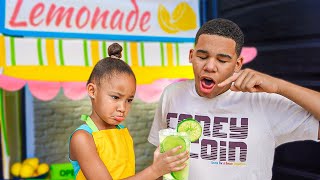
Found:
<box><xmin>0</xmin><ymin>34</ymin><xmax>257</xmax><ymax>101</ymax></box>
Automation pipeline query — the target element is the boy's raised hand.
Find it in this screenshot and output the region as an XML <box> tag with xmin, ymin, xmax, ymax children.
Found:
<box><xmin>218</xmin><ymin>68</ymin><xmax>281</xmax><ymax>93</ymax></box>
<box><xmin>151</xmin><ymin>146</ymin><xmax>189</xmax><ymax>178</ymax></box>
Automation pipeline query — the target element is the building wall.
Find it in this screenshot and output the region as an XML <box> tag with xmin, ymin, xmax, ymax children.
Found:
<box><xmin>33</xmin><ymin>90</ymin><xmax>157</xmax><ymax>172</ymax></box>
<box><xmin>217</xmin><ymin>0</ymin><xmax>320</xmax><ymax>91</ymax></box>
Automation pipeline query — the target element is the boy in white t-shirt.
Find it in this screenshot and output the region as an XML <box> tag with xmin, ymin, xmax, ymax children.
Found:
<box><xmin>148</xmin><ymin>18</ymin><xmax>320</xmax><ymax>180</ymax></box>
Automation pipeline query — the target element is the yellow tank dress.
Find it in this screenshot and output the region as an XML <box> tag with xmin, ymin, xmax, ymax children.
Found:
<box><xmin>69</xmin><ymin>115</ymin><xmax>135</xmax><ymax>180</ymax></box>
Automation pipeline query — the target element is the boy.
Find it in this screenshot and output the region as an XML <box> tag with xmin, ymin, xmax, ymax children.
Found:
<box><xmin>148</xmin><ymin>18</ymin><xmax>320</xmax><ymax>180</ymax></box>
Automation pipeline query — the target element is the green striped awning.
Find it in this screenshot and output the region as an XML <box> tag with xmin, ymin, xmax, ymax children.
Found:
<box><xmin>0</xmin><ymin>35</ymin><xmax>194</xmax><ymax>84</ymax></box>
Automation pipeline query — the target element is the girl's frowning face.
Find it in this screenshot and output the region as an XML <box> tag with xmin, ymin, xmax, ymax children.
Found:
<box><xmin>89</xmin><ymin>73</ymin><xmax>136</xmax><ymax>129</ymax></box>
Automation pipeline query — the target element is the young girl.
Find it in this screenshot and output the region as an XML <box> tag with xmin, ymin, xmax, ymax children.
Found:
<box><xmin>69</xmin><ymin>43</ymin><xmax>188</xmax><ymax>180</ymax></box>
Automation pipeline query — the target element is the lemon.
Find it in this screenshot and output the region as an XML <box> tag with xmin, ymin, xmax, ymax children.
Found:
<box><xmin>158</xmin><ymin>5</ymin><xmax>179</xmax><ymax>34</ymax></box>
<box><xmin>33</xmin><ymin>171</ymin><xmax>39</xmax><ymax>177</ymax></box>
<box><xmin>10</xmin><ymin>162</ymin><xmax>22</xmax><ymax>177</ymax></box>
<box><xmin>172</xmin><ymin>2</ymin><xmax>197</xmax><ymax>31</ymax></box>
<box><xmin>20</xmin><ymin>163</ymin><xmax>35</xmax><ymax>178</ymax></box>
<box><xmin>177</xmin><ymin>118</ymin><xmax>202</xmax><ymax>142</ymax></box>
<box><xmin>37</xmin><ymin>163</ymin><xmax>49</xmax><ymax>175</ymax></box>
<box><xmin>23</xmin><ymin>157</ymin><xmax>39</xmax><ymax>169</ymax></box>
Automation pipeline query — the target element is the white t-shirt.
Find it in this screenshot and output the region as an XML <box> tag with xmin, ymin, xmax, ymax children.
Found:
<box><xmin>148</xmin><ymin>80</ymin><xmax>319</xmax><ymax>180</ymax></box>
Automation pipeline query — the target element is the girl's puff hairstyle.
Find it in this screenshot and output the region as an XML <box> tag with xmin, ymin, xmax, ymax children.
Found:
<box><xmin>87</xmin><ymin>43</ymin><xmax>136</xmax><ymax>86</ymax></box>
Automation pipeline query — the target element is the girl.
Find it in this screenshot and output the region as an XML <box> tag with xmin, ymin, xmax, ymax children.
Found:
<box><xmin>69</xmin><ymin>43</ymin><xmax>188</xmax><ymax>180</ymax></box>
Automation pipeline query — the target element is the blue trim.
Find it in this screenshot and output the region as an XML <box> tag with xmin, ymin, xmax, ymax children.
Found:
<box><xmin>212</xmin><ymin>0</ymin><xmax>218</xmax><ymax>18</ymax></box>
<box><xmin>25</xmin><ymin>86</ymin><xmax>35</xmax><ymax>158</ymax></box>
<box><xmin>0</xmin><ymin>28</ymin><xmax>195</xmax><ymax>42</ymax></box>
<box><xmin>200</xmin><ymin>0</ymin><xmax>207</xmax><ymax>25</ymax></box>
<box><xmin>0</xmin><ymin>0</ymin><xmax>4</xmax><ymax>32</ymax></box>
<box><xmin>116</xmin><ymin>124</ymin><xmax>125</xmax><ymax>129</ymax></box>
<box><xmin>200</xmin><ymin>0</ymin><xmax>218</xmax><ymax>23</ymax></box>
<box><xmin>75</xmin><ymin>124</ymin><xmax>93</xmax><ymax>134</ymax></box>
<box><xmin>69</xmin><ymin>124</ymin><xmax>93</xmax><ymax>178</ymax></box>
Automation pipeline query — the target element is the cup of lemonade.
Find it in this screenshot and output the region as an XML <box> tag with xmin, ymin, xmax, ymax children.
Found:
<box><xmin>159</xmin><ymin>128</ymin><xmax>191</xmax><ymax>180</ymax></box>
<box><xmin>159</xmin><ymin>118</ymin><xmax>202</xmax><ymax>180</ymax></box>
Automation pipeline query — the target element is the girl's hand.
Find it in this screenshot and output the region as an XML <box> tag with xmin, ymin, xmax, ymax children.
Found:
<box><xmin>151</xmin><ymin>146</ymin><xmax>189</xmax><ymax>178</ymax></box>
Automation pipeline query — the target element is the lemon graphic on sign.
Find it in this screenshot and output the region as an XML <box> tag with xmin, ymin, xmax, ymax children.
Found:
<box><xmin>158</xmin><ymin>5</ymin><xmax>179</xmax><ymax>34</ymax></box>
<box><xmin>158</xmin><ymin>2</ymin><xmax>197</xmax><ymax>34</ymax></box>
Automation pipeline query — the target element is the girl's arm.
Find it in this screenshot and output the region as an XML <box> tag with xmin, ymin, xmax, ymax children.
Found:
<box><xmin>70</xmin><ymin>130</ymin><xmax>189</xmax><ymax>180</ymax></box>
<box><xmin>70</xmin><ymin>130</ymin><xmax>113</xmax><ymax>180</ymax></box>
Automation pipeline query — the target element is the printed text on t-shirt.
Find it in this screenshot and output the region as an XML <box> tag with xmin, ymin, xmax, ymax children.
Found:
<box><xmin>167</xmin><ymin>113</ymin><xmax>248</xmax><ymax>163</ymax></box>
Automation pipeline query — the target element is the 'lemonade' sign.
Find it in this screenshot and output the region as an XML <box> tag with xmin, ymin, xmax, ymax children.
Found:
<box><xmin>0</xmin><ymin>0</ymin><xmax>200</xmax><ymax>42</ymax></box>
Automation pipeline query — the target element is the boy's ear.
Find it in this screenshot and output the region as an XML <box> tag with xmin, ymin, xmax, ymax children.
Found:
<box><xmin>87</xmin><ymin>83</ymin><xmax>96</xmax><ymax>99</ymax></box>
<box><xmin>189</xmin><ymin>49</ymin><xmax>194</xmax><ymax>63</ymax></box>
<box><xmin>234</xmin><ymin>56</ymin><xmax>244</xmax><ymax>72</ymax></box>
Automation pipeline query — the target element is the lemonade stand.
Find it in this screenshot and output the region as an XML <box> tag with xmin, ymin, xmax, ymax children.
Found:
<box><xmin>0</xmin><ymin>0</ymin><xmax>256</xmax><ymax>179</ymax></box>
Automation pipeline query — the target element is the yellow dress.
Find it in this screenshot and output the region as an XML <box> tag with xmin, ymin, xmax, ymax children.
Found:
<box><xmin>69</xmin><ymin>115</ymin><xmax>135</xmax><ymax>180</ymax></box>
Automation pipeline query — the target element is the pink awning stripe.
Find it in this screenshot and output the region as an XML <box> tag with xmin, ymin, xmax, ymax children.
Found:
<box><xmin>27</xmin><ymin>81</ymin><xmax>61</xmax><ymax>101</ymax></box>
<box><xmin>241</xmin><ymin>47</ymin><xmax>257</xmax><ymax>64</ymax></box>
<box><xmin>136</xmin><ymin>78</ymin><xmax>187</xmax><ymax>103</ymax></box>
<box><xmin>0</xmin><ymin>75</ymin><xmax>26</xmax><ymax>91</ymax></box>
<box><xmin>61</xmin><ymin>82</ymin><xmax>87</xmax><ymax>100</ymax></box>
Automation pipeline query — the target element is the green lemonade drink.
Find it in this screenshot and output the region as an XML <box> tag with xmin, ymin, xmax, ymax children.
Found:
<box><xmin>159</xmin><ymin>128</ymin><xmax>190</xmax><ymax>180</ymax></box>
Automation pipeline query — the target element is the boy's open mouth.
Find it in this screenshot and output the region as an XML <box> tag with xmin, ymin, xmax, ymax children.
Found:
<box><xmin>200</xmin><ymin>77</ymin><xmax>215</xmax><ymax>93</ymax></box>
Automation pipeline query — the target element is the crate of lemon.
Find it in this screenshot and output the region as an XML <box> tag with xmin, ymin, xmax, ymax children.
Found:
<box><xmin>11</xmin><ymin>158</ymin><xmax>50</xmax><ymax>179</ymax></box>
